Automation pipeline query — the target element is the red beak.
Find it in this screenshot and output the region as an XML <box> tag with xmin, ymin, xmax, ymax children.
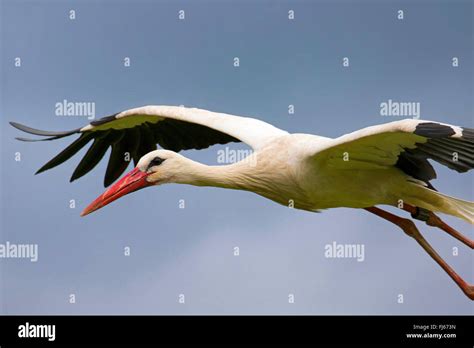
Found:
<box><xmin>81</xmin><ymin>167</ymin><xmax>152</xmax><ymax>216</ymax></box>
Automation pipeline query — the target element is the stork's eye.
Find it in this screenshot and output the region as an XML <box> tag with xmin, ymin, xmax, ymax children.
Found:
<box><xmin>148</xmin><ymin>156</ymin><xmax>165</xmax><ymax>168</ymax></box>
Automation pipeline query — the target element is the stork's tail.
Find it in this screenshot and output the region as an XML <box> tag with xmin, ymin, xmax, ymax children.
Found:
<box><xmin>406</xmin><ymin>185</ymin><xmax>474</xmax><ymax>224</ymax></box>
<box><xmin>435</xmin><ymin>192</ymin><xmax>474</xmax><ymax>224</ymax></box>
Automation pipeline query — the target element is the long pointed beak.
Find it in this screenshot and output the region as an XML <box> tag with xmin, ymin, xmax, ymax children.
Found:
<box><xmin>81</xmin><ymin>167</ymin><xmax>152</xmax><ymax>216</ymax></box>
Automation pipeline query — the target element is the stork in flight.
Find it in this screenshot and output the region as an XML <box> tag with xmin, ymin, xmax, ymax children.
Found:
<box><xmin>10</xmin><ymin>105</ymin><xmax>474</xmax><ymax>299</ymax></box>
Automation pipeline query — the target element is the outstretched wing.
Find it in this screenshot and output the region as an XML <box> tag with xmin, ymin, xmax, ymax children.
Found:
<box><xmin>310</xmin><ymin>119</ymin><xmax>474</xmax><ymax>189</ymax></box>
<box><xmin>11</xmin><ymin>105</ymin><xmax>288</xmax><ymax>187</ymax></box>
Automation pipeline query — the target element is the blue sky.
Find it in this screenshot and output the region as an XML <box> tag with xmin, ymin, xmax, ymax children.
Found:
<box><xmin>1</xmin><ymin>0</ymin><xmax>473</xmax><ymax>314</ymax></box>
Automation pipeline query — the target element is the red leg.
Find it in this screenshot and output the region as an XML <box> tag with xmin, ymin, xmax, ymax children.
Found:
<box><xmin>365</xmin><ymin>206</ymin><xmax>474</xmax><ymax>300</ymax></box>
<box><xmin>400</xmin><ymin>203</ymin><xmax>473</xmax><ymax>249</ymax></box>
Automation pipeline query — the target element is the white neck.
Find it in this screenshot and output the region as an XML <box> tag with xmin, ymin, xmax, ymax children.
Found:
<box><xmin>169</xmin><ymin>155</ymin><xmax>303</xmax><ymax>209</ymax></box>
<box><xmin>174</xmin><ymin>159</ymin><xmax>253</xmax><ymax>190</ymax></box>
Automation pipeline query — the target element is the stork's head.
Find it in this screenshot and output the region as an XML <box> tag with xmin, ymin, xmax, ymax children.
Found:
<box><xmin>81</xmin><ymin>150</ymin><xmax>186</xmax><ymax>216</ymax></box>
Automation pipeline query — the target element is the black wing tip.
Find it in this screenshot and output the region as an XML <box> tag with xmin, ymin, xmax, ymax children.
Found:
<box><xmin>415</xmin><ymin>123</ymin><xmax>474</xmax><ymax>143</ymax></box>
<box><xmin>414</xmin><ymin>122</ymin><xmax>456</xmax><ymax>139</ymax></box>
<box><xmin>10</xmin><ymin>120</ymin><xmax>81</xmax><ymax>137</ymax></box>
<box><xmin>35</xmin><ymin>168</ymin><xmax>44</xmax><ymax>175</ymax></box>
<box><xmin>462</xmin><ymin>127</ymin><xmax>474</xmax><ymax>141</ymax></box>
<box><xmin>15</xmin><ymin>136</ymin><xmax>61</xmax><ymax>142</ymax></box>
<box><xmin>69</xmin><ymin>174</ymin><xmax>79</xmax><ymax>183</ymax></box>
<box><xmin>90</xmin><ymin>114</ymin><xmax>118</xmax><ymax>126</ymax></box>
<box><xmin>103</xmin><ymin>175</ymin><xmax>118</xmax><ymax>187</ymax></box>
<box><xmin>10</xmin><ymin>121</ymin><xmax>26</xmax><ymax>128</ymax></box>
<box><xmin>15</xmin><ymin>137</ymin><xmax>32</xmax><ymax>142</ymax></box>
<box><xmin>10</xmin><ymin>121</ymin><xmax>33</xmax><ymax>133</ymax></box>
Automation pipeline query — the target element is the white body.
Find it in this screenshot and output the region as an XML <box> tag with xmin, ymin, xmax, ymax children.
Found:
<box><xmin>166</xmin><ymin>133</ymin><xmax>438</xmax><ymax>214</ymax></box>
<box><xmin>12</xmin><ymin>105</ymin><xmax>474</xmax><ymax>223</ymax></box>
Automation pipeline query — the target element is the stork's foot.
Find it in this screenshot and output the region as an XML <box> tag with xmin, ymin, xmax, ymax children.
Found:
<box><xmin>366</xmin><ymin>207</ymin><xmax>474</xmax><ymax>301</ymax></box>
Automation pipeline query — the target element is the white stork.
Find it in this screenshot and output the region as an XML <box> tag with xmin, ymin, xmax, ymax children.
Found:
<box><xmin>10</xmin><ymin>105</ymin><xmax>474</xmax><ymax>299</ymax></box>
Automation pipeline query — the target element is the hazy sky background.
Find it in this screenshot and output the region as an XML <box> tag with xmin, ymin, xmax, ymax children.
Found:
<box><xmin>1</xmin><ymin>0</ymin><xmax>473</xmax><ymax>314</ymax></box>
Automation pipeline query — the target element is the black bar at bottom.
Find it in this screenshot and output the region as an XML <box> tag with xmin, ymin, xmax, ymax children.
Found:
<box><xmin>0</xmin><ymin>315</ymin><xmax>472</xmax><ymax>345</ymax></box>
